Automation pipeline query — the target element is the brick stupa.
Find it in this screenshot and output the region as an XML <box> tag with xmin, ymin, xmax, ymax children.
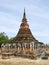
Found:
<box><xmin>12</xmin><ymin>9</ymin><xmax>37</xmax><ymax>44</ymax></box>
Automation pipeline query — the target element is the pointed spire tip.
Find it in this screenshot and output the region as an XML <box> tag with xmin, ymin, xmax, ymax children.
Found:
<box><xmin>23</xmin><ymin>8</ymin><xmax>26</xmax><ymax>18</ymax></box>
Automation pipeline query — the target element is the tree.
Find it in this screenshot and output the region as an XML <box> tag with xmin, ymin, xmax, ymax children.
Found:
<box><xmin>0</xmin><ymin>32</ymin><xmax>9</xmax><ymax>47</ymax></box>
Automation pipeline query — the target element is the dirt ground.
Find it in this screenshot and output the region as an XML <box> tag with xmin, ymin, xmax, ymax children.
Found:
<box><xmin>0</xmin><ymin>56</ymin><xmax>49</xmax><ymax>65</ymax></box>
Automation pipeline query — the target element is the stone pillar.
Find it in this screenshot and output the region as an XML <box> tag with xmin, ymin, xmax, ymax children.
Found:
<box><xmin>30</xmin><ymin>42</ymin><xmax>34</xmax><ymax>51</ymax></box>
<box><xmin>25</xmin><ymin>43</ymin><xmax>26</xmax><ymax>48</ymax></box>
<box><xmin>30</xmin><ymin>43</ymin><xmax>32</xmax><ymax>51</ymax></box>
<box><xmin>33</xmin><ymin>42</ymin><xmax>34</xmax><ymax>50</ymax></box>
<box><xmin>22</xmin><ymin>47</ymin><xmax>24</xmax><ymax>50</ymax></box>
<box><xmin>18</xmin><ymin>47</ymin><xmax>19</xmax><ymax>51</ymax></box>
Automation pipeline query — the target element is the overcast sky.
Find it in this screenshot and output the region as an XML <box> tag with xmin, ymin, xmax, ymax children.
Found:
<box><xmin>0</xmin><ymin>0</ymin><xmax>49</xmax><ymax>44</ymax></box>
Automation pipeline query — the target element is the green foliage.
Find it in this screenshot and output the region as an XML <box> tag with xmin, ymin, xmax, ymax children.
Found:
<box><xmin>0</xmin><ymin>32</ymin><xmax>9</xmax><ymax>47</ymax></box>
<box><xmin>9</xmin><ymin>37</ymin><xmax>14</xmax><ymax>42</ymax></box>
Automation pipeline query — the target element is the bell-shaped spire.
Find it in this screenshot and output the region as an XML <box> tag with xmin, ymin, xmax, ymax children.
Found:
<box><xmin>23</xmin><ymin>8</ymin><xmax>26</xmax><ymax>18</ymax></box>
